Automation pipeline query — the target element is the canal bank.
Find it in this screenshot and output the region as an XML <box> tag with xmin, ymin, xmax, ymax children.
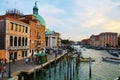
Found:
<box><xmin>34</xmin><ymin>46</ymin><xmax>120</xmax><ymax>80</ymax></box>
<box><xmin>6</xmin><ymin>50</ymin><xmax>67</xmax><ymax>80</ymax></box>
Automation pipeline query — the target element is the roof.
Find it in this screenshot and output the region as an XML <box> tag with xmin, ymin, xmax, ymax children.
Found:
<box><xmin>34</xmin><ymin>52</ymin><xmax>46</xmax><ymax>57</ymax></box>
<box><xmin>33</xmin><ymin>14</ymin><xmax>46</xmax><ymax>27</ymax></box>
<box><xmin>45</xmin><ymin>31</ymin><xmax>54</xmax><ymax>35</ymax></box>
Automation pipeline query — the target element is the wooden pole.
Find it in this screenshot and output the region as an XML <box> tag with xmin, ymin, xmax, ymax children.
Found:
<box><xmin>89</xmin><ymin>57</ymin><xmax>92</xmax><ymax>79</ymax></box>
<box><xmin>34</xmin><ymin>69</ymin><xmax>36</xmax><ymax>80</ymax></box>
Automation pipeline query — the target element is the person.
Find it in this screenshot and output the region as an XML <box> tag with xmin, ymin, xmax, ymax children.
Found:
<box><xmin>25</xmin><ymin>58</ymin><xmax>29</xmax><ymax>64</ymax></box>
<box><xmin>1</xmin><ymin>65</ymin><xmax>6</xmax><ymax>78</ymax></box>
<box><xmin>0</xmin><ymin>66</ymin><xmax>2</xmax><ymax>79</ymax></box>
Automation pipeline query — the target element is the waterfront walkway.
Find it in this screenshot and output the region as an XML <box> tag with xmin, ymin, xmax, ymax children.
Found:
<box><xmin>3</xmin><ymin>51</ymin><xmax>67</xmax><ymax>80</ymax></box>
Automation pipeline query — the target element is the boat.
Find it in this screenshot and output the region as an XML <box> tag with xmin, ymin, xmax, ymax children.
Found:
<box><xmin>107</xmin><ymin>50</ymin><xmax>119</xmax><ymax>57</ymax></box>
<box><xmin>114</xmin><ymin>76</ymin><xmax>120</xmax><ymax>80</ymax></box>
<box><xmin>102</xmin><ymin>57</ymin><xmax>120</xmax><ymax>63</ymax></box>
<box><xmin>79</xmin><ymin>57</ymin><xmax>95</xmax><ymax>62</ymax></box>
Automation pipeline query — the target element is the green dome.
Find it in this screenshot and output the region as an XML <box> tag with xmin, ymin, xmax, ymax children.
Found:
<box><xmin>33</xmin><ymin>14</ymin><xmax>46</xmax><ymax>27</ymax></box>
<box><xmin>45</xmin><ymin>30</ymin><xmax>54</xmax><ymax>35</ymax></box>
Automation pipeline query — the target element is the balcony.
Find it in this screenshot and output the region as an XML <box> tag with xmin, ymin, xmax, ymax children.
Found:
<box><xmin>9</xmin><ymin>46</ymin><xmax>29</xmax><ymax>50</ymax></box>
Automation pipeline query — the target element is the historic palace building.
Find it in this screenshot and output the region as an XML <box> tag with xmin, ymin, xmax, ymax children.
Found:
<box><xmin>0</xmin><ymin>10</ymin><xmax>30</xmax><ymax>61</ymax></box>
<box><xmin>81</xmin><ymin>32</ymin><xmax>118</xmax><ymax>48</ymax></box>
<box><xmin>0</xmin><ymin>2</ymin><xmax>46</xmax><ymax>61</ymax></box>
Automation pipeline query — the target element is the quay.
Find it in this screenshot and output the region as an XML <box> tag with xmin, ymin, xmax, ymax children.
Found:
<box><xmin>5</xmin><ymin>50</ymin><xmax>67</xmax><ymax>80</ymax></box>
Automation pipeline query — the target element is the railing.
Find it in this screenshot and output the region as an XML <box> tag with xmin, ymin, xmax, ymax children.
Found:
<box><xmin>9</xmin><ymin>46</ymin><xmax>29</xmax><ymax>50</ymax></box>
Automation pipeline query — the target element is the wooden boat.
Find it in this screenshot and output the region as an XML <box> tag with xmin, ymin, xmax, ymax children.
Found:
<box><xmin>79</xmin><ymin>57</ymin><xmax>95</xmax><ymax>62</ymax></box>
<box><xmin>102</xmin><ymin>57</ymin><xmax>120</xmax><ymax>63</ymax></box>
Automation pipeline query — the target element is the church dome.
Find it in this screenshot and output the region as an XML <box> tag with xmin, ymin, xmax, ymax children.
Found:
<box><xmin>33</xmin><ymin>1</ymin><xmax>46</xmax><ymax>27</ymax></box>
<box><xmin>33</xmin><ymin>14</ymin><xmax>46</xmax><ymax>27</ymax></box>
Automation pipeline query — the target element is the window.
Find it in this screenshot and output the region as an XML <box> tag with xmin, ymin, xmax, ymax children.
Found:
<box><xmin>14</xmin><ymin>37</ymin><xmax>17</xmax><ymax>46</ymax></box>
<box><xmin>22</xmin><ymin>51</ymin><xmax>24</xmax><ymax>57</ymax></box>
<box><xmin>15</xmin><ymin>24</ymin><xmax>17</xmax><ymax>31</ymax></box>
<box><xmin>10</xmin><ymin>22</ymin><xmax>14</xmax><ymax>30</ymax></box>
<box><xmin>10</xmin><ymin>36</ymin><xmax>13</xmax><ymax>46</ymax></box>
<box><xmin>22</xmin><ymin>37</ymin><xmax>24</xmax><ymax>46</ymax></box>
<box><xmin>18</xmin><ymin>37</ymin><xmax>21</xmax><ymax>46</ymax></box>
<box><xmin>19</xmin><ymin>25</ymin><xmax>21</xmax><ymax>32</ymax></box>
<box><xmin>26</xmin><ymin>27</ymin><xmax>28</xmax><ymax>33</ymax></box>
<box><xmin>25</xmin><ymin>38</ymin><xmax>27</xmax><ymax>46</ymax></box>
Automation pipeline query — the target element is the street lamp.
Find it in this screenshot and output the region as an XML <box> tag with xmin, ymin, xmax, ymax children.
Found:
<box><xmin>8</xmin><ymin>49</ymin><xmax>12</xmax><ymax>78</ymax></box>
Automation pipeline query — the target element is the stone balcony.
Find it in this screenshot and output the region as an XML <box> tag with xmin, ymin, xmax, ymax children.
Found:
<box><xmin>9</xmin><ymin>46</ymin><xmax>29</xmax><ymax>50</ymax></box>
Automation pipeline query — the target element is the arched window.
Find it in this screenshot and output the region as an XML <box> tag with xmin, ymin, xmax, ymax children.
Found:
<box><xmin>10</xmin><ymin>36</ymin><xmax>13</xmax><ymax>46</ymax></box>
<box><xmin>25</xmin><ymin>38</ymin><xmax>27</xmax><ymax>46</ymax></box>
<box><xmin>18</xmin><ymin>37</ymin><xmax>21</xmax><ymax>46</ymax></box>
<box><xmin>22</xmin><ymin>37</ymin><xmax>24</xmax><ymax>46</ymax></box>
<box><xmin>14</xmin><ymin>37</ymin><xmax>17</xmax><ymax>46</ymax></box>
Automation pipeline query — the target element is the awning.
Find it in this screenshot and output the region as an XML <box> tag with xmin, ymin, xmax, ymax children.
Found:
<box><xmin>34</xmin><ymin>52</ymin><xmax>46</xmax><ymax>57</ymax></box>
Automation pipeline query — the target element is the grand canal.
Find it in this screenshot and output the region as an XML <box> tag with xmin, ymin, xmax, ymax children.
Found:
<box><xmin>35</xmin><ymin>45</ymin><xmax>120</xmax><ymax>80</ymax></box>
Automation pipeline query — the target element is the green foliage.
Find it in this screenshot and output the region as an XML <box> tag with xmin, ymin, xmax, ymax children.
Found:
<box><xmin>61</xmin><ymin>40</ymin><xmax>70</xmax><ymax>44</ymax></box>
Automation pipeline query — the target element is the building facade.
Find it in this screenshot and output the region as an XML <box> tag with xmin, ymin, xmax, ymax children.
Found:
<box><xmin>0</xmin><ymin>10</ymin><xmax>30</xmax><ymax>61</ymax></box>
<box><xmin>0</xmin><ymin>2</ymin><xmax>46</xmax><ymax>61</ymax></box>
<box><xmin>46</xmin><ymin>30</ymin><xmax>61</xmax><ymax>49</ymax></box>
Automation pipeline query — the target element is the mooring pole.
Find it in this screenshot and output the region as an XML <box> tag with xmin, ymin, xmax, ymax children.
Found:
<box><xmin>70</xmin><ymin>57</ymin><xmax>72</xmax><ymax>80</ymax></box>
<box><xmin>34</xmin><ymin>69</ymin><xmax>36</xmax><ymax>80</ymax></box>
<box><xmin>89</xmin><ymin>57</ymin><xmax>92</xmax><ymax>79</ymax></box>
<box><xmin>49</xmin><ymin>62</ymin><xmax>51</xmax><ymax>78</ymax></box>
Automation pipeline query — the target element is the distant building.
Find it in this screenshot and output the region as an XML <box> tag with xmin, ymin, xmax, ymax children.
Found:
<box><xmin>82</xmin><ymin>32</ymin><xmax>118</xmax><ymax>48</ymax></box>
<box><xmin>81</xmin><ymin>39</ymin><xmax>90</xmax><ymax>46</ymax></box>
<box><xmin>90</xmin><ymin>35</ymin><xmax>100</xmax><ymax>47</ymax></box>
<box><xmin>99</xmin><ymin>32</ymin><xmax>118</xmax><ymax>47</ymax></box>
<box><xmin>45</xmin><ymin>30</ymin><xmax>61</xmax><ymax>49</ymax></box>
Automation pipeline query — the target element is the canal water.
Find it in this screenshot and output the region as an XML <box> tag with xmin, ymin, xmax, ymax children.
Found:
<box><xmin>35</xmin><ymin>45</ymin><xmax>120</xmax><ymax>80</ymax></box>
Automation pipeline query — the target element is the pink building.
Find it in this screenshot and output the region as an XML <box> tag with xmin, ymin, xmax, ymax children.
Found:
<box><xmin>99</xmin><ymin>32</ymin><xmax>118</xmax><ymax>47</ymax></box>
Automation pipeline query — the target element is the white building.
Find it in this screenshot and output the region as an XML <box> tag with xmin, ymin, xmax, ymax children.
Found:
<box><xmin>45</xmin><ymin>30</ymin><xmax>61</xmax><ymax>49</ymax></box>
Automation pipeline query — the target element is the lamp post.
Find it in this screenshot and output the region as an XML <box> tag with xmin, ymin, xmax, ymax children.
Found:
<box><xmin>8</xmin><ymin>49</ymin><xmax>12</xmax><ymax>78</ymax></box>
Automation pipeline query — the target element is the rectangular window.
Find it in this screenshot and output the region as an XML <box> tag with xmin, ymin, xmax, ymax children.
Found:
<box><xmin>19</xmin><ymin>25</ymin><xmax>21</xmax><ymax>32</ymax></box>
<box><xmin>22</xmin><ymin>51</ymin><xmax>24</xmax><ymax>57</ymax></box>
<box><xmin>15</xmin><ymin>24</ymin><xmax>17</xmax><ymax>31</ymax></box>
<box><xmin>10</xmin><ymin>22</ymin><xmax>14</xmax><ymax>30</ymax></box>
<box><xmin>26</xmin><ymin>27</ymin><xmax>28</xmax><ymax>33</ymax></box>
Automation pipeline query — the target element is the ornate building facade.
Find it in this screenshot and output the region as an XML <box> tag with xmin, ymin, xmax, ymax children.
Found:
<box><xmin>0</xmin><ymin>2</ymin><xmax>46</xmax><ymax>61</ymax></box>
<box><xmin>0</xmin><ymin>10</ymin><xmax>30</xmax><ymax>61</ymax></box>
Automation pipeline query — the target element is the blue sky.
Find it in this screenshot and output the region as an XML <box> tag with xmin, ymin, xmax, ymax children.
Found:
<box><xmin>0</xmin><ymin>0</ymin><xmax>120</xmax><ymax>41</ymax></box>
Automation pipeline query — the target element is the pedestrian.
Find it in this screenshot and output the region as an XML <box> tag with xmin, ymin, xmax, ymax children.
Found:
<box><xmin>25</xmin><ymin>58</ymin><xmax>28</xmax><ymax>64</ymax></box>
<box><xmin>1</xmin><ymin>65</ymin><xmax>6</xmax><ymax>78</ymax></box>
<box><xmin>0</xmin><ymin>66</ymin><xmax>2</xmax><ymax>79</ymax></box>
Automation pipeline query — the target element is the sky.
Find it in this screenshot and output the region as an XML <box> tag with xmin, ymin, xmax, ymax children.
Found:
<box><xmin>0</xmin><ymin>0</ymin><xmax>120</xmax><ymax>41</ymax></box>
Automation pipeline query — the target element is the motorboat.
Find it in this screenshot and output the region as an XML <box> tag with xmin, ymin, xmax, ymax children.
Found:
<box><xmin>102</xmin><ymin>57</ymin><xmax>120</xmax><ymax>63</ymax></box>
<box><xmin>107</xmin><ymin>50</ymin><xmax>119</xmax><ymax>57</ymax></box>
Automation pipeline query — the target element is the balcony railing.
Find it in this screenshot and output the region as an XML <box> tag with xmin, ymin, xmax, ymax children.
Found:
<box><xmin>9</xmin><ymin>46</ymin><xmax>29</xmax><ymax>50</ymax></box>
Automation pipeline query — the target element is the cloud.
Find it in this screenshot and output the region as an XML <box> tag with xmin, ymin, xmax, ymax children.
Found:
<box><xmin>103</xmin><ymin>20</ymin><xmax>120</xmax><ymax>32</ymax></box>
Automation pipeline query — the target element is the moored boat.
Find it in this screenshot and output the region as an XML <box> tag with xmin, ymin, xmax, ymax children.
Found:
<box><xmin>102</xmin><ymin>57</ymin><xmax>120</xmax><ymax>63</ymax></box>
<box><xmin>107</xmin><ymin>50</ymin><xmax>119</xmax><ymax>57</ymax></box>
<box><xmin>79</xmin><ymin>57</ymin><xmax>95</xmax><ymax>62</ymax></box>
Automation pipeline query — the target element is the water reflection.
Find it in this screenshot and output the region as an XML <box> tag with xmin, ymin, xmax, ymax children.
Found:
<box><xmin>35</xmin><ymin>45</ymin><xmax>120</xmax><ymax>80</ymax></box>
